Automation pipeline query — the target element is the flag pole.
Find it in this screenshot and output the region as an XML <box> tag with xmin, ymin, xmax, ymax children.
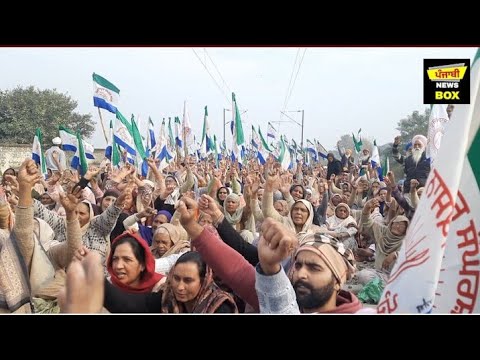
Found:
<box><xmin>97</xmin><ymin>108</ymin><xmax>109</xmax><ymax>144</ymax></box>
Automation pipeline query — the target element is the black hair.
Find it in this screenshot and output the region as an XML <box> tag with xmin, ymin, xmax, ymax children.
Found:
<box><xmin>2</xmin><ymin>167</ymin><xmax>16</xmax><ymax>176</ymax></box>
<box><xmin>216</xmin><ymin>186</ymin><xmax>229</xmax><ymax>206</ymax></box>
<box><xmin>109</xmin><ymin>236</ymin><xmax>146</xmax><ymax>272</ymax></box>
<box><xmin>175</xmin><ymin>251</ymin><xmax>207</xmax><ymax>279</ymax></box>
<box><xmin>290</xmin><ymin>184</ymin><xmax>306</xmax><ymax>199</ymax></box>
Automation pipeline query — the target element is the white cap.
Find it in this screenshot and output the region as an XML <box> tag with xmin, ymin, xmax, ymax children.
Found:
<box><xmin>52</xmin><ymin>137</ymin><xmax>62</xmax><ymax>145</ymax></box>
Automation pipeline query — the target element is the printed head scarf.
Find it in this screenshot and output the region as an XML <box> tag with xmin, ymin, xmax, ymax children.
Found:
<box><xmin>294</xmin><ymin>233</ymin><xmax>356</xmax><ymax>286</ymax></box>
<box><xmin>159</xmin><ymin>251</ymin><xmax>237</xmax><ymax>313</ymax></box>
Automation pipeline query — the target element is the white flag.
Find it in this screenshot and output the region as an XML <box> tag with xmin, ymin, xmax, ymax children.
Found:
<box><xmin>426</xmin><ymin>104</ymin><xmax>450</xmax><ymax>165</ymax></box>
<box><xmin>378</xmin><ymin>49</ymin><xmax>480</xmax><ymax>314</ymax></box>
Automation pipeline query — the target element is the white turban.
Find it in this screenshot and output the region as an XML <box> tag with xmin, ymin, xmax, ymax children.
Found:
<box><xmin>52</xmin><ymin>137</ymin><xmax>62</xmax><ymax>145</ymax></box>
<box><xmin>412</xmin><ymin>135</ymin><xmax>427</xmax><ymax>149</ymax></box>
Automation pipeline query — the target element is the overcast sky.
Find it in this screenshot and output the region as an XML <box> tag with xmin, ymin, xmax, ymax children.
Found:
<box><xmin>0</xmin><ymin>47</ymin><xmax>475</xmax><ymax>151</ymax></box>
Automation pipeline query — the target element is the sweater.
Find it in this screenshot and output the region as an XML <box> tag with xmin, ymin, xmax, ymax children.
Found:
<box><xmin>192</xmin><ymin>226</ymin><xmax>259</xmax><ymax>311</ymax></box>
<box><xmin>33</xmin><ymin>199</ymin><xmax>123</xmax><ymax>269</ymax></box>
<box><xmin>255</xmin><ymin>264</ymin><xmax>363</xmax><ymax>314</ymax></box>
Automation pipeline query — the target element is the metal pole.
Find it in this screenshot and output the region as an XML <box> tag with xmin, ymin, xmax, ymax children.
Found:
<box><xmin>223</xmin><ymin>108</ymin><xmax>226</xmax><ymax>146</ymax></box>
<box><xmin>97</xmin><ymin>108</ymin><xmax>109</xmax><ymax>144</ymax></box>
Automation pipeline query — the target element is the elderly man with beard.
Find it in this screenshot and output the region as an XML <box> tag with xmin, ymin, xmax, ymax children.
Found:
<box><xmin>255</xmin><ymin>220</ymin><xmax>366</xmax><ymax>314</ymax></box>
<box><xmin>392</xmin><ymin>134</ymin><xmax>431</xmax><ymax>194</ymax></box>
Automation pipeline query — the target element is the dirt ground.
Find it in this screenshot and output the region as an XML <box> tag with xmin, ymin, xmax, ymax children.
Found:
<box><xmin>343</xmin><ymin>259</ymin><xmax>376</xmax><ymax>294</ymax></box>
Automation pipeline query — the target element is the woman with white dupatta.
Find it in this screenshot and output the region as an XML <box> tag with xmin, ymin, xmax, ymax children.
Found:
<box><xmin>319</xmin><ymin>203</ymin><xmax>358</xmax><ymax>251</ymax></box>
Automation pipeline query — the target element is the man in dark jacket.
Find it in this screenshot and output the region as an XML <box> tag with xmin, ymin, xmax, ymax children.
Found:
<box><xmin>392</xmin><ymin>134</ymin><xmax>431</xmax><ymax>193</ymax></box>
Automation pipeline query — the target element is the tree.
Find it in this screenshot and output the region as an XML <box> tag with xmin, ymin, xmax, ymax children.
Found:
<box><xmin>395</xmin><ymin>107</ymin><xmax>430</xmax><ymax>144</ymax></box>
<box><xmin>0</xmin><ymin>86</ymin><xmax>95</xmax><ymax>144</ymax></box>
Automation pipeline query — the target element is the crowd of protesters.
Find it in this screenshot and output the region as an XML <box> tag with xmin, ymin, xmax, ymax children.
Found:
<box><xmin>0</xmin><ymin>128</ymin><xmax>434</xmax><ymax>314</ymax></box>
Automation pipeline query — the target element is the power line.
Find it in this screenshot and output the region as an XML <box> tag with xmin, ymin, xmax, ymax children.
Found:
<box><xmin>281</xmin><ymin>49</ymin><xmax>300</xmax><ymax>120</ymax></box>
<box><xmin>284</xmin><ymin>48</ymin><xmax>307</xmax><ymax>109</ymax></box>
<box><xmin>204</xmin><ymin>48</ymin><xmax>232</xmax><ymax>96</ymax></box>
<box><xmin>192</xmin><ymin>48</ymin><xmax>231</xmax><ymax>105</ymax></box>
<box><xmin>282</xmin><ymin>49</ymin><xmax>300</xmax><ymax>113</ymax></box>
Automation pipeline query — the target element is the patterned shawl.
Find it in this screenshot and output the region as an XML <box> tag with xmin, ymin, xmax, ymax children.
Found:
<box><xmin>0</xmin><ymin>200</ymin><xmax>14</xmax><ymax>231</ymax></box>
<box><xmin>0</xmin><ymin>230</ymin><xmax>32</xmax><ymax>313</ymax></box>
<box><xmin>160</xmin><ymin>261</ymin><xmax>238</xmax><ymax>313</ymax></box>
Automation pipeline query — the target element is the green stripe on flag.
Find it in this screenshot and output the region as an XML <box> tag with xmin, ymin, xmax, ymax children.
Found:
<box><xmin>116</xmin><ymin>110</ymin><xmax>133</xmax><ymax>134</ymax></box>
<box><xmin>131</xmin><ymin>115</ymin><xmax>146</xmax><ymax>160</ymax></box>
<box><xmin>36</xmin><ymin>128</ymin><xmax>47</xmax><ymax>175</ymax></box>
<box><xmin>233</xmin><ymin>93</ymin><xmax>245</xmax><ymax>145</ymax></box>
<box><xmin>76</xmin><ymin>132</ymin><xmax>88</xmax><ymax>175</ymax></box>
<box><xmin>92</xmin><ymin>73</ymin><xmax>120</xmax><ymax>94</ymax></box>
<box><xmin>112</xmin><ymin>140</ymin><xmax>120</xmax><ymax>167</ymax></box>
<box><xmin>473</xmin><ymin>48</ymin><xmax>480</xmax><ymax>68</ymax></box>
<box><xmin>467</xmin><ymin>127</ymin><xmax>480</xmax><ymax>186</ymax></box>
<box><xmin>59</xmin><ymin>125</ymin><xmax>76</xmax><ymax>135</ymax></box>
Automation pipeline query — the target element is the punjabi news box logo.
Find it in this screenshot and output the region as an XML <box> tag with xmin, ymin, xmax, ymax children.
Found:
<box><xmin>424</xmin><ymin>59</ymin><xmax>470</xmax><ymax>104</ymax></box>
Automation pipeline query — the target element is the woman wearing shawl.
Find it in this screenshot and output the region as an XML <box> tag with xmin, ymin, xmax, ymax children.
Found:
<box><xmin>367</xmin><ymin>179</ymin><xmax>382</xmax><ymax>200</ymax></box>
<box><xmin>357</xmin><ymin>198</ymin><xmax>409</xmax><ymax>287</ymax></box>
<box><xmin>138</xmin><ymin>210</ymin><xmax>172</xmax><ymax>246</ymax></box>
<box><xmin>107</xmin><ymin>232</ymin><xmax>164</xmax><ymax>293</ymax></box>
<box><xmin>123</xmin><ymin>208</ymin><xmax>172</xmax><ymax>246</ymax></box>
<box><xmin>149</xmin><ymin>158</ymin><xmax>194</xmax><ymax>215</ymax></box>
<box><xmin>222</xmin><ymin>192</ymin><xmax>254</xmax><ymax>243</ymax></box>
<box><xmin>102</xmin><ymin>250</ymin><xmax>237</xmax><ymax>313</ymax></box>
<box><xmin>33</xmin><ymin>184</ymin><xmax>130</xmax><ymax>271</ymax></box>
<box><xmin>2</xmin><ymin>159</ymin><xmax>83</xmax><ymax>313</ymax></box>
<box><xmin>1</xmin><ymin>174</ymin><xmax>30</xmax><ymax>313</ymax></box>
<box><xmin>0</xmin><ymin>197</ymin><xmax>14</xmax><ymax>231</ymax></box>
<box><xmin>151</xmin><ymin>223</ymin><xmax>190</xmax><ymax>259</ymax></box>
<box><xmin>319</xmin><ymin>203</ymin><xmax>358</xmax><ymax>250</ymax></box>
<box><xmin>1</xmin><ymin>168</ymin><xmax>17</xmax><ymax>197</ymax></box>
<box><xmin>93</xmin><ymin>189</ymin><xmax>130</xmax><ymax>243</ymax></box>
<box><xmin>325</xmin><ymin>193</ymin><xmax>343</xmax><ymax>218</ymax></box>
<box><xmin>262</xmin><ymin>168</ymin><xmax>321</xmax><ymax>236</ymax></box>
<box><xmin>0</xmin><ymin>228</ymin><xmax>32</xmax><ymax>313</ymax></box>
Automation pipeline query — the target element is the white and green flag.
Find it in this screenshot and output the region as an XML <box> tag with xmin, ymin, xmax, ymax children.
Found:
<box><xmin>231</xmin><ymin>93</ymin><xmax>245</xmax><ymax>164</ymax></box>
<box><xmin>114</xmin><ymin>110</ymin><xmax>136</xmax><ymax>164</ymax></box>
<box><xmin>379</xmin><ymin>49</ymin><xmax>480</xmax><ymax>314</ymax></box>
<box><xmin>93</xmin><ymin>73</ymin><xmax>120</xmax><ymax>114</ymax></box>
<box><xmin>32</xmin><ymin>128</ymin><xmax>47</xmax><ymax>176</ymax></box>
<box><xmin>71</xmin><ymin>132</ymin><xmax>89</xmax><ymax>176</ymax></box>
<box><xmin>275</xmin><ymin>136</ymin><xmax>291</xmax><ymax>171</ymax></box>
<box><xmin>200</xmin><ymin>106</ymin><xmax>213</xmax><ymax>156</ymax></box>
<box><xmin>131</xmin><ymin>115</ymin><xmax>148</xmax><ymax>177</ymax></box>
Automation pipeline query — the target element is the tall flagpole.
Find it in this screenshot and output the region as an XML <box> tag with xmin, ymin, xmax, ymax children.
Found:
<box><xmin>97</xmin><ymin>108</ymin><xmax>109</xmax><ymax>144</ymax></box>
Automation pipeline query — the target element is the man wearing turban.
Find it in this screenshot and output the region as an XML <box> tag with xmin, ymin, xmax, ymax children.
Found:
<box><xmin>392</xmin><ymin>134</ymin><xmax>431</xmax><ymax>194</ymax></box>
